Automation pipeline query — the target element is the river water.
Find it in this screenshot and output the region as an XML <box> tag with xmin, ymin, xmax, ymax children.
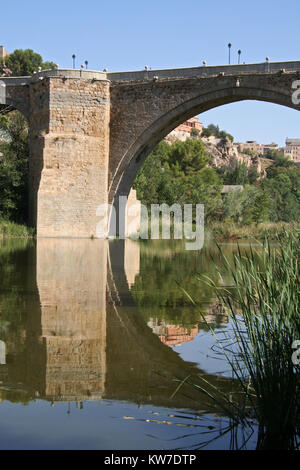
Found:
<box><xmin>0</xmin><ymin>238</ymin><xmax>259</xmax><ymax>449</ymax></box>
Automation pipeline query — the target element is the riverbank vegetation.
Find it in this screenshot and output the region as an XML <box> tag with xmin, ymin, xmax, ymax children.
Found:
<box><xmin>134</xmin><ymin>136</ymin><xmax>300</xmax><ymax>239</ymax></box>
<box><xmin>0</xmin><ymin>48</ymin><xmax>55</xmax><ymax>238</ymax></box>
<box><xmin>207</xmin><ymin>221</ymin><xmax>298</xmax><ymax>241</ymax></box>
<box><xmin>0</xmin><ymin>220</ymin><xmax>34</xmax><ymax>238</ymax></box>
<box><xmin>0</xmin><ymin>111</ymin><xmax>31</xmax><ymax>236</ymax></box>
<box><xmin>0</xmin><ymin>48</ymin><xmax>56</xmax><ymax>76</ymax></box>
<box><xmin>192</xmin><ymin>231</ymin><xmax>300</xmax><ymax>449</ymax></box>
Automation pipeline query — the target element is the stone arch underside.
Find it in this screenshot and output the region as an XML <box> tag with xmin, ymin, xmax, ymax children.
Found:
<box><xmin>0</xmin><ymin>85</ymin><xmax>29</xmax><ymax>118</ymax></box>
<box><xmin>109</xmin><ymin>86</ymin><xmax>300</xmax><ymax>206</ymax></box>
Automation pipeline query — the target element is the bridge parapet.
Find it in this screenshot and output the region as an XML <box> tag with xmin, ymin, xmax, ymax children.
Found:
<box><xmin>107</xmin><ymin>61</ymin><xmax>300</xmax><ymax>82</ymax></box>
<box><xmin>2</xmin><ymin>60</ymin><xmax>300</xmax><ymax>87</ymax></box>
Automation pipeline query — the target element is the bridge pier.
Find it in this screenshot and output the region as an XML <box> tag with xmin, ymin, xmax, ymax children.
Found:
<box><xmin>28</xmin><ymin>73</ymin><xmax>110</xmax><ymax>237</ymax></box>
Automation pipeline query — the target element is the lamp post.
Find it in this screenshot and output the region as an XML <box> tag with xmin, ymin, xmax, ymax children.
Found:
<box><xmin>228</xmin><ymin>43</ymin><xmax>232</xmax><ymax>64</ymax></box>
<box><xmin>238</xmin><ymin>49</ymin><xmax>241</xmax><ymax>64</ymax></box>
<box><xmin>85</xmin><ymin>60</ymin><xmax>88</xmax><ymax>70</ymax></box>
<box><xmin>72</xmin><ymin>54</ymin><xmax>76</xmax><ymax>69</ymax></box>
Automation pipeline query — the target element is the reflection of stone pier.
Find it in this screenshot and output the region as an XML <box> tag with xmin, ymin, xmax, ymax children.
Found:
<box><xmin>34</xmin><ymin>239</ymin><xmax>107</xmax><ymax>401</ymax></box>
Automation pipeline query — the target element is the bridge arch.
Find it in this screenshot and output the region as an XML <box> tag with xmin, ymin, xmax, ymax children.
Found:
<box><xmin>0</xmin><ymin>78</ymin><xmax>30</xmax><ymax>117</ymax></box>
<box><xmin>0</xmin><ymin>99</ymin><xmax>29</xmax><ymax>117</ymax></box>
<box><xmin>109</xmin><ymin>85</ymin><xmax>300</xmax><ymax>207</ymax></box>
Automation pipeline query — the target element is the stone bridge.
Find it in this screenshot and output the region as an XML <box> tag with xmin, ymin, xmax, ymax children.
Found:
<box><xmin>1</xmin><ymin>61</ymin><xmax>300</xmax><ymax>237</ymax></box>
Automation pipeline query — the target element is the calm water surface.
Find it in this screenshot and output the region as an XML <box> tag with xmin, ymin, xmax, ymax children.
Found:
<box><xmin>0</xmin><ymin>238</ymin><xmax>259</xmax><ymax>449</ymax></box>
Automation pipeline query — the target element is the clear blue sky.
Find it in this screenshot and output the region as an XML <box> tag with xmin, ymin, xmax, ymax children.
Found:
<box><xmin>2</xmin><ymin>0</ymin><xmax>300</xmax><ymax>146</ymax></box>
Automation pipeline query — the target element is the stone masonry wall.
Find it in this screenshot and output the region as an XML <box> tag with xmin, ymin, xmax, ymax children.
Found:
<box><xmin>35</xmin><ymin>239</ymin><xmax>107</xmax><ymax>400</ymax></box>
<box><xmin>31</xmin><ymin>76</ymin><xmax>110</xmax><ymax>237</ymax></box>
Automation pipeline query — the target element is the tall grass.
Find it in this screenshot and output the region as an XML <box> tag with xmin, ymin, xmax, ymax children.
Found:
<box><xmin>198</xmin><ymin>230</ymin><xmax>300</xmax><ymax>449</ymax></box>
<box><xmin>174</xmin><ymin>230</ymin><xmax>300</xmax><ymax>448</ymax></box>
<box><xmin>208</xmin><ymin>221</ymin><xmax>299</xmax><ymax>241</ymax></box>
<box><xmin>0</xmin><ymin>220</ymin><xmax>35</xmax><ymax>238</ymax></box>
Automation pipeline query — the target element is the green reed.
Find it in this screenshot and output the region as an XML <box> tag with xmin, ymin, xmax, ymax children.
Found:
<box><xmin>0</xmin><ymin>219</ymin><xmax>35</xmax><ymax>238</ymax></box>
<box><xmin>176</xmin><ymin>229</ymin><xmax>300</xmax><ymax>449</ymax></box>
<box><xmin>201</xmin><ymin>230</ymin><xmax>300</xmax><ymax>449</ymax></box>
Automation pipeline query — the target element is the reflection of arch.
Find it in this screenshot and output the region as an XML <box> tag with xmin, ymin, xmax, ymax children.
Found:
<box><xmin>0</xmin><ymin>239</ymin><xmax>237</xmax><ymax>412</ymax></box>
<box><xmin>0</xmin><ymin>340</ymin><xmax>5</xmax><ymax>365</ymax></box>
<box><xmin>107</xmin><ymin>240</ymin><xmax>236</xmax><ymax>410</ymax></box>
<box><xmin>110</xmin><ymin>86</ymin><xmax>300</xmax><ymax>207</ymax></box>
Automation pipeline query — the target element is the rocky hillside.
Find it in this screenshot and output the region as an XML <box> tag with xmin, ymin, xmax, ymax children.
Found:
<box><xmin>0</xmin><ymin>65</ymin><xmax>12</xmax><ymax>77</ymax></box>
<box><xmin>202</xmin><ymin>135</ymin><xmax>264</xmax><ymax>175</ymax></box>
<box><xmin>165</xmin><ymin>130</ymin><xmax>265</xmax><ymax>177</ymax></box>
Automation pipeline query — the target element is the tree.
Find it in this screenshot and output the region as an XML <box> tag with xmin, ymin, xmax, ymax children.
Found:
<box><xmin>219</xmin><ymin>130</ymin><xmax>234</xmax><ymax>143</ymax></box>
<box><xmin>218</xmin><ymin>162</ymin><xmax>258</xmax><ymax>185</ymax></box>
<box><xmin>223</xmin><ymin>186</ymin><xmax>270</xmax><ymax>224</ymax></box>
<box><xmin>1</xmin><ymin>49</ymin><xmax>56</xmax><ymax>76</ymax></box>
<box><xmin>261</xmin><ymin>172</ymin><xmax>300</xmax><ymax>222</ymax></box>
<box><xmin>134</xmin><ymin>138</ymin><xmax>222</xmax><ymax>221</ymax></box>
<box><xmin>190</xmin><ymin>128</ymin><xmax>200</xmax><ymax>139</ymax></box>
<box><xmin>264</xmin><ymin>149</ymin><xmax>285</xmax><ymax>161</ymax></box>
<box><xmin>241</xmin><ymin>148</ymin><xmax>256</xmax><ymax>156</ymax></box>
<box><xmin>201</xmin><ymin>124</ymin><xmax>233</xmax><ymax>142</ymax></box>
<box><xmin>164</xmin><ymin>139</ymin><xmax>210</xmax><ymax>176</ymax></box>
<box><xmin>0</xmin><ymin>111</ymin><xmax>29</xmax><ymax>222</ymax></box>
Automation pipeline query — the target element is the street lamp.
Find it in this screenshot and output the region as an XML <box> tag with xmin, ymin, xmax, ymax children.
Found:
<box><xmin>228</xmin><ymin>43</ymin><xmax>232</xmax><ymax>64</ymax></box>
<box><xmin>238</xmin><ymin>49</ymin><xmax>241</xmax><ymax>64</ymax></box>
<box><xmin>72</xmin><ymin>54</ymin><xmax>76</xmax><ymax>69</ymax></box>
<box><xmin>85</xmin><ymin>60</ymin><xmax>88</xmax><ymax>69</ymax></box>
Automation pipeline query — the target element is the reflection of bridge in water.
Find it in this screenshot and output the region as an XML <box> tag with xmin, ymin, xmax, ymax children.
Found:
<box><xmin>0</xmin><ymin>239</ymin><xmax>233</xmax><ymax>411</ymax></box>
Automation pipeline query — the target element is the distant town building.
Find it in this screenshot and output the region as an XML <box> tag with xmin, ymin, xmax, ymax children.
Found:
<box><xmin>235</xmin><ymin>140</ymin><xmax>278</xmax><ymax>155</ymax></box>
<box><xmin>147</xmin><ymin>319</ymin><xmax>198</xmax><ymax>347</ymax></box>
<box><xmin>283</xmin><ymin>138</ymin><xmax>300</xmax><ymax>162</ymax></box>
<box><xmin>175</xmin><ymin>116</ymin><xmax>203</xmax><ymax>135</ymax></box>
<box><xmin>0</xmin><ymin>46</ymin><xmax>9</xmax><ymax>63</ymax></box>
<box><xmin>165</xmin><ymin>117</ymin><xmax>203</xmax><ymax>143</ymax></box>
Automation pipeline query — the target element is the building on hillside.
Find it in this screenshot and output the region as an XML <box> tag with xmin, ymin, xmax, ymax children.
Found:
<box><xmin>283</xmin><ymin>138</ymin><xmax>300</xmax><ymax>162</ymax></box>
<box><xmin>235</xmin><ymin>140</ymin><xmax>278</xmax><ymax>155</ymax></box>
<box><xmin>262</xmin><ymin>142</ymin><xmax>279</xmax><ymax>154</ymax></box>
<box><xmin>175</xmin><ymin>117</ymin><xmax>203</xmax><ymax>134</ymax></box>
<box><xmin>165</xmin><ymin>117</ymin><xmax>203</xmax><ymax>143</ymax></box>
<box><xmin>147</xmin><ymin>319</ymin><xmax>198</xmax><ymax>347</ymax></box>
<box><xmin>235</xmin><ymin>141</ymin><xmax>263</xmax><ymax>154</ymax></box>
